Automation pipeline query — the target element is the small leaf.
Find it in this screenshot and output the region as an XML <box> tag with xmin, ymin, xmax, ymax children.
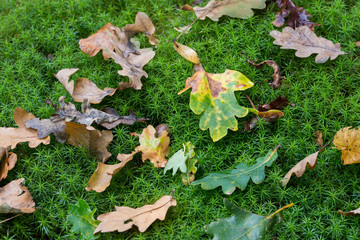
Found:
<box><xmin>0</xmin><ymin>148</ymin><xmax>17</xmax><ymax>182</ymax></box>
<box><xmin>192</xmin><ymin>0</ymin><xmax>266</xmax><ymax>21</ymax></box>
<box><xmin>94</xmin><ymin>195</ymin><xmax>176</xmax><ymax>233</ymax></box>
<box><xmin>338</xmin><ymin>208</ymin><xmax>360</xmax><ymax>216</ymax></box>
<box><xmin>270</xmin><ymin>26</ymin><xmax>346</xmax><ymax>63</ymax></box>
<box><xmin>334</xmin><ymin>127</ymin><xmax>360</xmax><ymax>165</ymax></box>
<box><xmin>164</xmin><ymin>142</ymin><xmax>195</xmax><ymax>175</ymax></box>
<box><xmin>192</xmin><ymin>146</ymin><xmax>279</xmax><ymax>194</ymax></box>
<box><xmin>67</xmin><ymin>199</ymin><xmax>100</xmax><ymax>239</ymax></box>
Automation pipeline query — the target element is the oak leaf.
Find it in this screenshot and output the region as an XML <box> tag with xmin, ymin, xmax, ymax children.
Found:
<box><xmin>192</xmin><ymin>146</ymin><xmax>279</xmax><ymax>194</ymax></box>
<box><xmin>206</xmin><ymin>199</ymin><xmax>293</xmax><ymax>240</ymax></box>
<box><xmin>270</xmin><ymin>26</ymin><xmax>346</xmax><ymax>63</ymax></box>
<box><xmin>334</xmin><ymin>127</ymin><xmax>360</xmax><ymax>165</ymax></box>
<box><xmin>94</xmin><ymin>195</ymin><xmax>176</xmax><ymax>233</ymax></box>
<box><xmin>0</xmin><ymin>178</ymin><xmax>35</xmax><ymax>213</ymax></box>
<box><xmin>54</xmin><ymin>68</ymin><xmax>116</xmax><ymax>104</ymax></box>
<box><xmin>0</xmin><ymin>148</ymin><xmax>17</xmax><ymax>182</ymax></box>
<box><xmin>174</xmin><ymin>42</ymin><xmax>254</xmax><ymax>141</ymax></box>
<box><xmin>273</xmin><ymin>0</ymin><xmax>320</xmax><ymax>30</ymax></box>
<box><xmin>0</xmin><ymin>108</ymin><xmax>50</xmax><ymax>149</ymax></box>
<box><xmin>67</xmin><ymin>199</ymin><xmax>100</xmax><ymax>239</ymax></box>
<box><xmin>191</xmin><ymin>0</ymin><xmax>267</xmax><ymax>21</ymax></box>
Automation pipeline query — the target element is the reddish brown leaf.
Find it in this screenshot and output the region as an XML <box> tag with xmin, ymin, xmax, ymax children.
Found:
<box><xmin>314</xmin><ymin>131</ymin><xmax>323</xmax><ymax>147</ymax></box>
<box><xmin>0</xmin><ymin>148</ymin><xmax>17</xmax><ymax>182</ymax></box>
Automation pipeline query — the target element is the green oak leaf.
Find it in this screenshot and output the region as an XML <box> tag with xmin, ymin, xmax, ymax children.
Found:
<box><xmin>67</xmin><ymin>199</ymin><xmax>100</xmax><ymax>239</ymax></box>
<box><xmin>192</xmin><ymin>146</ymin><xmax>279</xmax><ymax>194</ymax></box>
<box><xmin>206</xmin><ymin>199</ymin><xmax>292</xmax><ymax>240</ymax></box>
<box><xmin>178</xmin><ymin>64</ymin><xmax>253</xmax><ymax>141</ymax></box>
<box><xmin>164</xmin><ymin>142</ymin><xmax>197</xmax><ymax>185</ymax></box>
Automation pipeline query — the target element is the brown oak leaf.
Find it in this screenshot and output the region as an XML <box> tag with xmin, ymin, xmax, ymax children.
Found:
<box><xmin>0</xmin><ymin>178</ymin><xmax>35</xmax><ymax>214</ymax></box>
<box><xmin>334</xmin><ymin>127</ymin><xmax>360</xmax><ymax>165</ymax></box>
<box><xmin>0</xmin><ymin>148</ymin><xmax>17</xmax><ymax>182</ymax></box>
<box><xmin>94</xmin><ymin>194</ymin><xmax>176</xmax><ymax>233</ymax></box>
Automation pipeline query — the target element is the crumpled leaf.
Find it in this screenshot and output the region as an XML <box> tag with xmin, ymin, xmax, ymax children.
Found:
<box><xmin>67</xmin><ymin>199</ymin><xmax>100</xmax><ymax>239</ymax></box>
<box><xmin>192</xmin><ymin>146</ymin><xmax>279</xmax><ymax>194</ymax></box>
<box><xmin>25</xmin><ymin>97</ymin><xmax>147</xmax><ymax>143</ymax></box>
<box><xmin>334</xmin><ymin>127</ymin><xmax>360</xmax><ymax>165</ymax></box>
<box><xmin>94</xmin><ymin>194</ymin><xmax>176</xmax><ymax>233</ymax></box>
<box><xmin>0</xmin><ymin>178</ymin><xmax>35</xmax><ymax>213</ymax></box>
<box><xmin>273</xmin><ymin>0</ymin><xmax>320</xmax><ymax>30</ymax></box>
<box><xmin>338</xmin><ymin>208</ymin><xmax>360</xmax><ymax>216</ymax></box>
<box><xmin>191</xmin><ymin>0</ymin><xmax>267</xmax><ymax>21</ymax></box>
<box><xmin>135</xmin><ymin>125</ymin><xmax>170</xmax><ymax>168</ymax></box>
<box><xmin>174</xmin><ymin>42</ymin><xmax>254</xmax><ymax>141</ymax></box>
<box><xmin>0</xmin><ymin>148</ymin><xmax>17</xmax><ymax>182</ymax></box>
<box><xmin>241</xmin><ymin>53</ymin><xmax>282</xmax><ymax>89</ymax></box>
<box><xmin>0</xmin><ymin>108</ymin><xmax>50</xmax><ymax>149</ymax></box>
<box><xmin>315</xmin><ymin>131</ymin><xmax>323</xmax><ymax>147</ymax></box>
<box><xmin>65</xmin><ymin>122</ymin><xmax>113</xmax><ymax>163</ymax></box>
<box><xmin>270</xmin><ymin>26</ymin><xmax>346</xmax><ymax>63</ymax></box>
<box><xmin>54</xmin><ymin>68</ymin><xmax>116</xmax><ymax>104</ymax></box>
<box><xmin>79</xmin><ymin>22</ymin><xmax>116</xmax><ymax>60</ymax></box>
<box><xmin>86</xmin><ymin>151</ymin><xmax>137</xmax><ymax>192</ymax></box>
<box><xmin>206</xmin><ymin>199</ymin><xmax>293</xmax><ymax>240</ymax></box>
<box><xmin>164</xmin><ymin>142</ymin><xmax>197</xmax><ymax>185</ymax></box>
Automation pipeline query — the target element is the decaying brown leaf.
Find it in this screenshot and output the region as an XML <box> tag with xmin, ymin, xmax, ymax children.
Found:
<box><xmin>79</xmin><ymin>12</ymin><xmax>158</xmax><ymax>90</ymax></box>
<box><xmin>273</xmin><ymin>0</ymin><xmax>320</xmax><ymax>30</ymax></box>
<box><xmin>338</xmin><ymin>208</ymin><xmax>360</xmax><ymax>216</ymax></box>
<box><xmin>315</xmin><ymin>131</ymin><xmax>323</xmax><ymax>147</ymax></box>
<box><xmin>334</xmin><ymin>127</ymin><xmax>360</xmax><ymax>165</ymax></box>
<box><xmin>0</xmin><ymin>148</ymin><xmax>17</xmax><ymax>182</ymax></box>
<box><xmin>0</xmin><ymin>108</ymin><xmax>50</xmax><ymax>149</ymax></box>
<box><xmin>86</xmin><ymin>151</ymin><xmax>137</xmax><ymax>192</ymax></box>
<box><xmin>54</xmin><ymin>68</ymin><xmax>116</xmax><ymax>104</ymax></box>
<box><xmin>241</xmin><ymin>53</ymin><xmax>282</xmax><ymax>89</ymax></box>
<box><xmin>0</xmin><ymin>178</ymin><xmax>35</xmax><ymax>214</ymax></box>
<box><xmin>190</xmin><ymin>0</ymin><xmax>267</xmax><ymax>21</ymax></box>
<box><xmin>94</xmin><ymin>194</ymin><xmax>176</xmax><ymax>233</ymax></box>
<box><xmin>281</xmin><ymin>141</ymin><xmax>331</xmax><ymax>186</ymax></box>
<box><xmin>270</xmin><ymin>26</ymin><xmax>346</xmax><ymax>63</ymax></box>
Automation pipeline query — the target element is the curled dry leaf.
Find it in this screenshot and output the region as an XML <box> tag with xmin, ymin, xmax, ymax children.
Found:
<box><xmin>0</xmin><ymin>148</ymin><xmax>17</xmax><ymax>182</ymax></box>
<box><xmin>315</xmin><ymin>131</ymin><xmax>323</xmax><ymax>147</ymax></box>
<box><xmin>241</xmin><ymin>53</ymin><xmax>282</xmax><ymax>89</ymax></box>
<box><xmin>86</xmin><ymin>151</ymin><xmax>137</xmax><ymax>192</ymax></box>
<box><xmin>0</xmin><ymin>108</ymin><xmax>50</xmax><ymax>149</ymax></box>
<box><xmin>191</xmin><ymin>0</ymin><xmax>266</xmax><ymax>21</ymax></box>
<box><xmin>174</xmin><ymin>42</ymin><xmax>254</xmax><ymax>141</ymax></box>
<box><xmin>94</xmin><ymin>194</ymin><xmax>176</xmax><ymax>233</ymax></box>
<box><xmin>270</xmin><ymin>26</ymin><xmax>346</xmax><ymax>63</ymax></box>
<box><xmin>135</xmin><ymin>125</ymin><xmax>170</xmax><ymax>168</ymax></box>
<box><xmin>54</xmin><ymin>68</ymin><xmax>116</xmax><ymax>104</ymax></box>
<box><xmin>0</xmin><ymin>178</ymin><xmax>35</xmax><ymax>213</ymax></box>
<box><xmin>281</xmin><ymin>141</ymin><xmax>331</xmax><ymax>186</ymax></box>
<box><xmin>338</xmin><ymin>208</ymin><xmax>360</xmax><ymax>216</ymax></box>
<box><xmin>334</xmin><ymin>127</ymin><xmax>360</xmax><ymax>165</ymax></box>
<box><xmin>273</xmin><ymin>0</ymin><xmax>320</xmax><ymax>30</ymax></box>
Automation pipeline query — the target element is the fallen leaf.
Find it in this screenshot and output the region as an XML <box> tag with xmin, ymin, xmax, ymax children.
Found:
<box><xmin>100</xmin><ymin>108</ymin><xmax>149</xmax><ymax>129</ymax></box>
<box><xmin>273</xmin><ymin>0</ymin><xmax>320</xmax><ymax>30</ymax></box>
<box><xmin>54</xmin><ymin>68</ymin><xmax>116</xmax><ymax>104</ymax></box>
<box><xmin>135</xmin><ymin>125</ymin><xmax>170</xmax><ymax>168</ymax></box>
<box><xmin>0</xmin><ymin>178</ymin><xmax>35</xmax><ymax>213</ymax></box>
<box><xmin>174</xmin><ymin>42</ymin><xmax>254</xmax><ymax>141</ymax></box>
<box><xmin>65</xmin><ymin>122</ymin><xmax>113</xmax><ymax>162</ymax></box>
<box><xmin>67</xmin><ymin>199</ymin><xmax>100</xmax><ymax>239</ymax></box>
<box><xmin>281</xmin><ymin>141</ymin><xmax>331</xmax><ymax>186</ymax></box>
<box><xmin>334</xmin><ymin>127</ymin><xmax>360</xmax><ymax>165</ymax></box>
<box><xmin>86</xmin><ymin>151</ymin><xmax>137</xmax><ymax>192</ymax></box>
<box><xmin>192</xmin><ymin>146</ymin><xmax>279</xmax><ymax>194</ymax></box>
<box><xmin>191</xmin><ymin>0</ymin><xmax>267</xmax><ymax>21</ymax></box>
<box><xmin>174</xmin><ymin>25</ymin><xmax>192</xmax><ymax>34</ymax></box>
<box><xmin>241</xmin><ymin>53</ymin><xmax>282</xmax><ymax>89</ymax></box>
<box><xmin>0</xmin><ymin>148</ymin><xmax>17</xmax><ymax>182</ymax></box>
<box><xmin>257</xmin><ymin>95</ymin><xmax>290</xmax><ymax>112</ymax></box>
<box><xmin>206</xmin><ymin>199</ymin><xmax>293</xmax><ymax>239</ymax></box>
<box><xmin>79</xmin><ymin>22</ymin><xmax>116</xmax><ymax>60</ymax></box>
<box><xmin>315</xmin><ymin>131</ymin><xmax>323</xmax><ymax>147</ymax></box>
<box><xmin>164</xmin><ymin>142</ymin><xmax>197</xmax><ymax>185</ymax></box>
<box><xmin>0</xmin><ymin>108</ymin><xmax>50</xmax><ymax>149</ymax></box>
<box><xmin>338</xmin><ymin>208</ymin><xmax>360</xmax><ymax>216</ymax></box>
<box><xmin>270</xmin><ymin>26</ymin><xmax>346</xmax><ymax>63</ymax></box>
<box><xmin>94</xmin><ymin>194</ymin><xmax>176</xmax><ymax>233</ymax></box>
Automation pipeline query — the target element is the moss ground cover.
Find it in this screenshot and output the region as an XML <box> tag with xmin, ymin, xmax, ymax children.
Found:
<box><xmin>1</xmin><ymin>0</ymin><xmax>360</xmax><ymax>239</ymax></box>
